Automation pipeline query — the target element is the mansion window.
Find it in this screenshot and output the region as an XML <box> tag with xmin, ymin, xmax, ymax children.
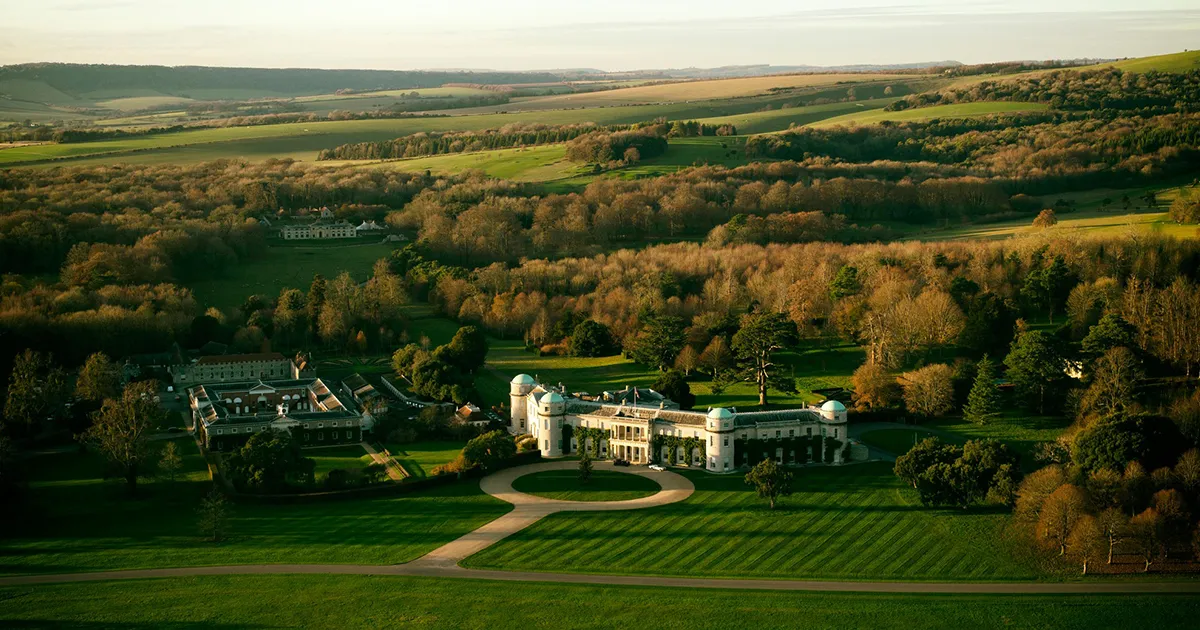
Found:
<box><xmin>723</xmin><ymin>437</ymin><xmax>729</xmax><ymax>447</ymax></box>
<box><xmin>806</xmin><ymin>427</ymin><xmax>813</xmax><ymax>437</ymax></box>
<box><xmin>833</xmin><ymin>428</ymin><xmax>839</xmax><ymax>439</ymax></box>
<box><xmin>789</xmin><ymin>429</ymin><xmax>795</xmax><ymax>437</ymax></box>
<box><xmin>775</xmin><ymin>430</ymin><xmax>781</xmax><ymax>438</ymax></box>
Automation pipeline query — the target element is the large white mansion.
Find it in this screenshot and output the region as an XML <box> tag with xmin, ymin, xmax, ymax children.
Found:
<box><xmin>509</xmin><ymin>375</ymin><xmax>854</xmax><ymax>474</ymax></box>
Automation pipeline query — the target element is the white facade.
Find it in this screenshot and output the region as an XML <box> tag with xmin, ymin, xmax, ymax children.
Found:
<box><xmin>508</xmin><ymin>375</ymin><xmax>853</xmax><ymax>473</ymax></box>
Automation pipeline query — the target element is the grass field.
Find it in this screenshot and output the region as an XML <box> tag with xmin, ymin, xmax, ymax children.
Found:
<box><xmin>915</xmin><ymin>184</ymin><xmax>1200</xmax><ymax>242</ymax></box>
<box><xmin>5</xmin><ymin>575</ymin><xmax>1197</xmax><ymax>629</ymax></box>
<box><xmin>859</xmin><ymin>412</ymin><xmax>1070</xmax><ymax>472</ymax></box>
<box><xmin>1106</xmin><ymin>50</ymin><xmax>1200</xmax><ymax>73</ymax></box>
<box><xmin>699</xmin><ymin>98</ymin><xmax>894</xmax><ymax>134</ymax></box>
<box><xmin>809</xmin><ymin>101</ymin><xmax>1049</xmax><ymax>128</ymax></box>
<box><xmin>0</xmin><ymin>440</ymin><xmax>510</xmax><ymax>576</ymax></box>
<box><xmin>306</xmin><ymin>444</ymin><xmax>374</xmax><ymax>480</ymax></box>
<box><xmin>187</xmin><ymin>241</ymin><xmax>396</xmax><ymax>311</ymax></box>
<box><xmin>511</xmin><ymin>469</ymin><xmax>661</xmax><ymax>501</ymax></box>
<box><xmin>386</xmin><ymin>441</ymin><xmax>466</xmax><ymax>478</ymax></box>
<box><xmin>483</xmin><ymin>338</ymin><xmax>863</xmax><ymax>410</ymax></box>
<box><xmin>465</xmin><ymin>461</ymin><xmax>1043</xmax><ymax>581</ymax></box>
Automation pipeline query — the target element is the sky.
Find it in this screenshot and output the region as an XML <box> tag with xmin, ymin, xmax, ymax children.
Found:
<box><xmin>1</xmin><ymin>0</ymin><xmax>1198</xmax><ymax>71</ymax></box>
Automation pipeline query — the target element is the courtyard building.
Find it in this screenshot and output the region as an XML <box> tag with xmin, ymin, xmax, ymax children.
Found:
<box><xmin>510</xmin><ymin>375</ymin><xmax>853</xmax><ymax>473</ymax></box>
<box><xmin>169</xmin><ymin>352</ymin><xmax>303</xmax><ymax>387</ymax></box>
<box><xmin>188</xmin><ymin>377</ymin><xmax>364</xmax><ymax>451</ymax></box>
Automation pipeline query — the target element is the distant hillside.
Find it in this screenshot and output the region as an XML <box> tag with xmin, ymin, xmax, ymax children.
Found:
<box><xmin>1107</xmin><ymin>50</ymin><xmax>1200</xmax><ymax>73</ymax></box>
<box><xmin>0</xmin><ymin>63</ymin><xmax>566</xmax><ymax>101</ymax></box>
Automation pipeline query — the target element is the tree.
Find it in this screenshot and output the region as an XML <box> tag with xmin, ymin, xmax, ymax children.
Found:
<box><xmin>1015</xmin><ymin>465</ymin><xmax>1066</xmax><ymax>521</ymax></box>
<box><xmin>673</xmin><ymin>345</ymin><xmax>700</xmax><ymax>376</ymax></box>
<box><xmin>1073</xmin><ymin>414</ymin><xmax>1185</xmax><ymax>474</ymax></box>
<box><xmin>437</xmin><ymin>325</ymin><xmax>489</xmax><ymax>374</ymax></box>
<box><xmin>1097</xmin><ymin>507</ymin><xmax>1128</xmax><ymax>565</ymax></box>
<box><xmin>569</xmin><ymin>320</ymin><xmax>616</xmax><ymax>357</ymax></box>
<box><xmin>1022</xmin><ymin>255</ymin><xmax>1076</xmax><ymax>323</ymax></box>
<box><xmin>629</xmin><ymin>315</ymin><xmax>686</xmax><ymax>371</ymax></box>
<box><xmin>898</xmin><ymin>363</ymin><xmax>955</xmax><ymax>417</ymax></box>
<box><xmin>462</xmin><ymin>430</ymin><xmax>516</xmax><ymax>471</ymax></box>
<box><xmin>851</xmin><ymin>361</ymin><xmax>900</xmax><ymax>410</ymax></box>
<box><xmin>1127</xmin><ymin>508</ymin><xmax>1165</xmax><ymax>572</ymax></box>
<box><xmin>1077</xmin><ymin>347</ymin><xmax>1143</xmax><ymax>421</ymax></box>
<box><xmin>578</xmin><ymin>454</ymin><xmax>593</xmax><ymax>484</ymax></box>
<box><xmin>224</xmin><ymin>429</ymin><xmax>314</xmax><ymax>493</ymax></box>
<box><xmin>1169</xmin><ymin>189</ymin><xmax>1200</xmax><ymax>224</ymax></box>
<box><xmin>698</xmin><ymin>336</ymin><xmax>734</xmax><ymax>375</ymax></box>
<box><xmin>1067</xmin><ymin>515</ymin><xmax>1105</xmax><ymax>575</ymax></box>
<box><xmin>964</xmin><ymin>354</ymin><xmax>1001</xmax><ymax>424</ymax></box>
<box><xmin>3</xmin><ymin>350</ymin><xmax>69</xmax><ymax>434</ymax></box>
<box><xmin>744</xmin><ymin>457</ymin><xmax>793</xmax><ymax>509</ymax></box>
<box><xmin>894</xmin><ymin>437</ymin><xmax>959</xmax><ymax>488</ymax></box>
<box><xmin>159</xmin><ymin>441</ymin><xmax>183</xmax><ymax>484</ymax></box>
<box><xmin>197</xmin><ymin>488</ymin><xmax>231</xmax><ymax>543</ymax></box>
<box><xmin>1032</xmin><ymin>209</ymin><xmax>1058</xmax><ymax>228</ymax></box>
<box><xmin>75</xmin><ymin>352</ymin><xmax>121</xmax><ymax>404</ymax></box>
<box><xmin>1037</xmin><ymin>484</ymin><xmax>1087</xmax><ymax>555</ymax></box>
<box><xmin>829</xmin><ymin>265</ymin><xmax>861</xmax><ymax>300</ymax></box>
<box><xmin>731</xmin><ymin>312</ymin><xmax>799</xmax><ymax>406</ymax></box>
<box><xmin>1080</xmin><ymin>314</ymin><xmax>1137</xmax><ymax>360</ymax></box>
<box><xmin>651</xmin><ymin>370</ymin><xmax>695</xmax><ymax>410</ymax></box>
<box><xmin>81</xmin><ymin>380</ymin><xmax>164</xmax><ymax>495</ymax></box>
<box><xmin>1004</xmin><ymin>330</ymin><xmax>1067</xmax><ymax>414</ymax></box>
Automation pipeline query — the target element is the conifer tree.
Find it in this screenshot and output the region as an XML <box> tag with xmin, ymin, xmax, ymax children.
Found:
<box><xmin>964</xmin><ymin>355</ymin><xmax>1001</xmax><ymax>425</ymax></box>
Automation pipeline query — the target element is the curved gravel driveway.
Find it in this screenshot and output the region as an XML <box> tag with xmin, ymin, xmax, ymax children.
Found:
<box><xmin>5</xmin><ymin>461</ymin><xmax>1200</xmax><ymax>593</ymax></box>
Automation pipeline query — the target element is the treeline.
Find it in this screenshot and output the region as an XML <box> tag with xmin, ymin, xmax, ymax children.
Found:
<box><xmin>317</xmin><ymin>123</ymin><xmax>626</xmax><ymax>161</ymax></box>
<box><xmin>405</xmin><ymin>237</ymin><xmax>1200</xmax><ymax>367</ymax></box>
<box><xmin>887</xmin><ymin>68</ymin><xmax>1200</xmax><ymax>115</ymax></box>
<box><xmin>745</xmin><ymin>112</ymin><xmax>1200</xmax><ymax>195</ymax></box>
<box><xmin>0</xmin><ymin>162</ymin><xmax>460</xmax><ymax>275</ymax></box>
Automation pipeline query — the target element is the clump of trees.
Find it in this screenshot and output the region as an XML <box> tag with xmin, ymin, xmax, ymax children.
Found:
<box><xmin>565</xmin><ymin>128</ymin><xmax>668</xmax><ymax>165</ymax></box>
<box><xmin>223</xmin><ymin>429</ymin><xmax>315</xmax><ymax>494</ymax></box>
<box><xmin>391</xmin><ymin>326</ymin><xmax>489</xmax><ymax>404</ymax></box>
<box><xmin>894</xmin><ymin>437</ymin><xmax>1020</xmax><ymax>508</ymax></box>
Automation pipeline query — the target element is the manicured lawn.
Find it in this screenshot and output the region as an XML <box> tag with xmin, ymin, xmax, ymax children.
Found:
<box><xmin>3</xmin><ymin>575</ymin><xmax>1198</xmax><ymax>629</ymax></box>
<box><xmin>465</xmin><ymin>462</ymin><xmax>1043</xmax><ymax>581</ymax></box>
<box><xmin>483</xmin><ymin>338</ymin><xmax>862</xmax><ymax>411</ymax></box>
<box><xmin>926</xmin><ymin>413</ymin><xmax>1072</xmax><ymax>472</ymax></box>
<box><xmin>386</xmin><ymin>441</ymin><xmax>466</xmax><ymax>479</ymax></box>
<box><xmin>306</xmin><ymin>445</ymin><xmax>374</xmax><ymax>480</ymax></box>
<box><xmin>512</xmin><ymin>469</ymin><xmax>661</xmax><ymax>502</ymax></box>
<box><xmin>859</xmin><ymin>413</ymin><xmax>1070</xmax><ymax>472</ymax></box>
<box><xmin>0</xmin><ymin>439</ymin><xmax>509</xmax><ymax>576</ymax></box>
<box><xmin>188</xmin><ymin>241</ymin><xmax>396</xmax><ymax>312</ymax></box>
<box><xmin>859</xmin><ymin>428</ymin><xmax>929</xmax><ymax>456</ymax></box>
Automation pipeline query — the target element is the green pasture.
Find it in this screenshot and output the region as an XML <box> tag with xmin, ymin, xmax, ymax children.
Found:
<box><xmin>187</xmin><ymin>241</ymin><xmax>396</xmax><ymax>312</ymax></box>
<box><xmin>1107</xmin><ymin>50</ymin><xmax>1200</xmax><ymax>73</ymax></box>
<box><xmin>465</xmin><ymin>461</ymin><xmax>1043</xmax><ymax>580</ymax></box>
<box><xmin>511</xmin><ymin>469</ymin><xmax>661</xmax><ymax>501</ymax></box>
<box><xmin>859</xmin><ymin>412</ymin><xmax>1069</xmax><ymax>472</ymax></box>
<box><xmin>386</xmin><ymin>441</ymin><xmax>466</xmax><ymax>478</ymax></box>
<box><xmin>700</xmin><ymin>97</ymin><xmax>893</xmax><ymax>134</ymax></box>
<box><xmin>0</xmin><ymin>439</ymin><xmax>509</xmax><ymax>576</ymax></box>
<box><xmin>5</xmin><ymin>575</ymin><xmax>1197</xmax><ymax>630</ymax></box>
<box><xmin>809</xmin><ymin>101</ymin><xmax>1049</xmax><ymax>128</ymax></box>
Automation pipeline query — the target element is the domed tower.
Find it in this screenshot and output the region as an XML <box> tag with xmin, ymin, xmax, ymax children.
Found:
<box><xmin>536</xmin><ymin>391</ymin><xmax>567</xmax><ymax>457</ymax></box>
<box><xmin>509</xmin><ymin>374</ymin><xmax>536</xmax><ymax>434</ymax></box>
<box><xmin>705</xmin><ymin>407</ymin><xmax>735</xmax><ymax>473</ymax></box>
<box><xmin>820</xmin><ymin>400</ymin><xmax>849</xmax><ymax>464</ymax></box>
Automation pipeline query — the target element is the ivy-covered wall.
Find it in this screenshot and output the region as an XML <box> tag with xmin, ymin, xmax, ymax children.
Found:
<box><xmin>650</xmin><ymin>435</ymin><xmax>705</xmax><ymax>466</ymax></box>
<box><xmin>734</xmin><ymin>435</ymin><xmax>845</xmax><ymax>466</ymax></box>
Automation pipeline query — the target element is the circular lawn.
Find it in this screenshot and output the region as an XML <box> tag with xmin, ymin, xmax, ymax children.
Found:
<box><xmin>511</xmin><ymin>469</ymin><xmax>661</xmax><ymax>502</ymax></box>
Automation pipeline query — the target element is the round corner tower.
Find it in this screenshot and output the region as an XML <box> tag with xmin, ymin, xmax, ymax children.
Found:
<box><xmin>536</xmin><ymin>391</ymin><xmax>567</xmax><ymax>457</ymax></box>
<box><xmin>509</xmin><ymin>374</ymin><xmax>536</xmax><ymax>434</ymax></box>
<box><xmin>820</xmin><ymin>400</ymin><xmax>849</xmax><ymax>464</ymax></box>
<box><xmin>705</xmin><ymin>407</ymin><xmax>735</xmax><ymax>473</ymax></box>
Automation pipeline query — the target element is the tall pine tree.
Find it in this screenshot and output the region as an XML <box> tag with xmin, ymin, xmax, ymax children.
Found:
<box><xmin>964</xmin><ymin>355</ymin><xmax>1001</xmax><ymax>425</ymax></box>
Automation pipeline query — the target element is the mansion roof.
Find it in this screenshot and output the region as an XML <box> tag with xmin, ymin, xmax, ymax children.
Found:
<box><xmin>189</xmin><ymin>378</ymin><xmax>361</xmax><ymax>427</ymax></box>
<box><xmin>564</xmin><ymin>400</ymin><xmax>821</xmax><ymax>427</ymax></box>
<box><xmin>196</xmin><ymin>352</ymin><xmax>288</xmax><ymax>366</ymax></box>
